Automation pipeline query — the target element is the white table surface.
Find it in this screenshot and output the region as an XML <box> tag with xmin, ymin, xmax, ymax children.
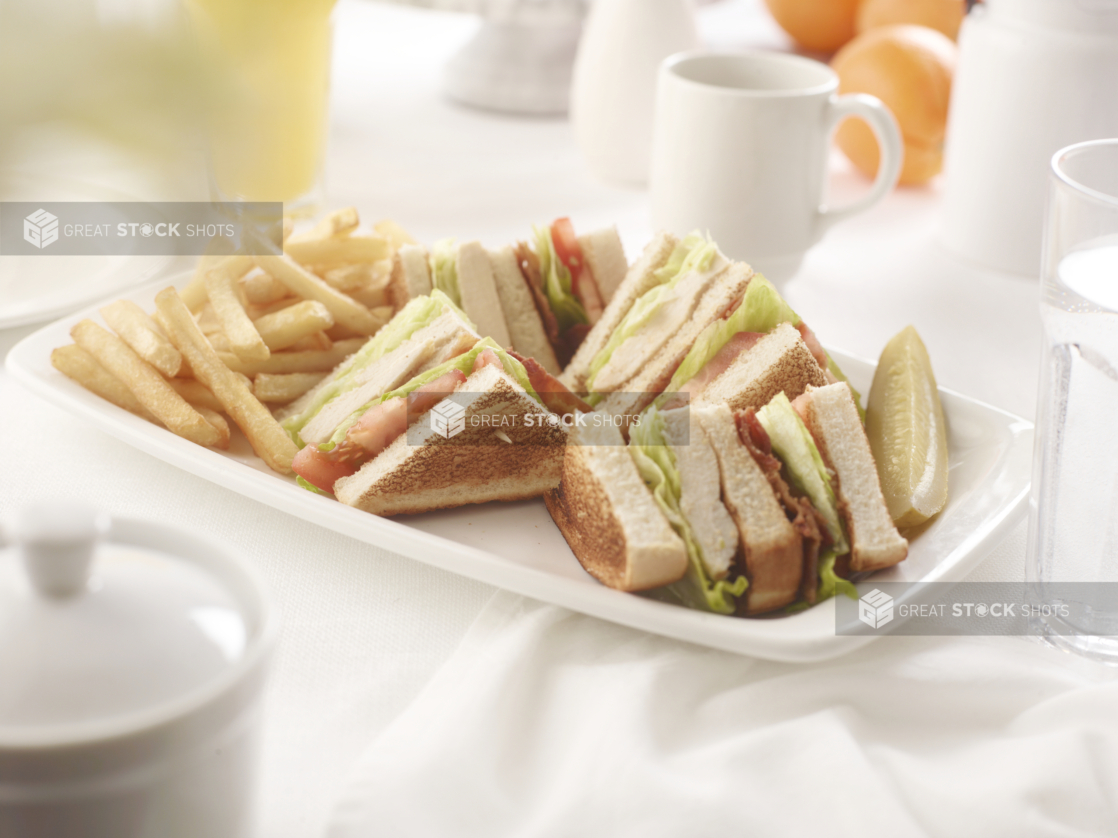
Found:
<box><xmin>0</xmin><ymin>2</ymin><xmax>1071</xmax><ymax>836</ymax></box>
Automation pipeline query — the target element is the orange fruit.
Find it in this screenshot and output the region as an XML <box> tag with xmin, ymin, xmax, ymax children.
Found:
<box><xmin>763</xmin><ymin>0</ymin><xmax>860</xmax><ymax>54</ymax></box>
<box><xmin>831</xmin><ymin>25</ymin><xmax>957</xmax><ymax>185</ymax></box>
<box><xmin>856</xmin><ymin>0</ymin><xmax>967</xmax><ymax>41</ymax></box>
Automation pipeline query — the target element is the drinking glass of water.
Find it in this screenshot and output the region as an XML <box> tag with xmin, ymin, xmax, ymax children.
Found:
<box><xmin>1028</xmin><ymin>138</ymin><xmax>1118</xmax><ymax>662</ymax></box>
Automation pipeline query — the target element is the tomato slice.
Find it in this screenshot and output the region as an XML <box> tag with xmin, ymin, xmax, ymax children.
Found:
<box><xmin>551</xmin><ymin>217</ymin><xmax>583</xmax><ymax>281</ymax></box>
<box><xmin>551</xmin><ymin>217</ymin><xmax>604</xmax><ymax>324</ymax></box>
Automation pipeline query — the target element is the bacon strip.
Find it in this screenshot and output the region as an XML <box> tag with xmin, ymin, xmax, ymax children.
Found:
<box><xmin>510</xmin><ymin>350</ymin><xmax>592</xmax><ymax>416</ymax></box>
<box><xmin>735</xmin><ymin>409</ymin><xmax>832</xmax><ymax>603</ymax></box>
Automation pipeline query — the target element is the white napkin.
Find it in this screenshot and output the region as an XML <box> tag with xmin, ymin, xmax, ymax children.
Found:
<box><xmin>329</xmin><ymin>590</ymin><xmax>1118</xmax><ymax>838</ymax></box>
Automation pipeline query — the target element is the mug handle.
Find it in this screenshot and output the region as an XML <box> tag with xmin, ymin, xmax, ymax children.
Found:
<box><xmin>816</xmin><ymin>93</ymin><xmax>902</xmax><ymax>236</ymax></box>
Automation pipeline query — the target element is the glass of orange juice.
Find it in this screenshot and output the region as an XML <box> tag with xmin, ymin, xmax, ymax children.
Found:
<box><xmin>186</xmin><ymin>0</ymin><xmax>337</xmax><ymax>214</ymax></box>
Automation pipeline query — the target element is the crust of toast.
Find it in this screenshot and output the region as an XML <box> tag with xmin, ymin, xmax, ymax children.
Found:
<box><xmin>334</xmin><ymin>364</ymin><xmax>565</xmax><ymax>516</ymax></box>
<box><xmin>803</xmin><ymin>382</ymin><xmax>908</xmax><ymax>572</ymax></box>
<box><xmin>577</xmin><ymin>227</ymin><xmax>627</xmax><ymax>305</ymax></box>
<box><xmin>488</xmin><ymin>245</ymin><xmax>561</xmax><ymax>374</ymax></box>
<box><xmin>696</xmin><ymin>405</ymin><xmax>803</xmax><ymax>614</ymax></box>
<box><xmin>693</xmin><ymin>322</ymin><xmax>828</xmax><ymax>414</ymax></box>
<box><xmin>559</xmin><ymin>231</ymin><xmax>679</xmax><ymax>391</ymax></box>
<box><xmin>544</xmin><ymin>421</ymin><xmax>687</xmax><ymax>591</ymax></box>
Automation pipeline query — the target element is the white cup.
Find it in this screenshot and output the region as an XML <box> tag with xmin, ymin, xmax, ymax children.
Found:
<box><xmin>650</xmin><ymin>50</ymin><xmax>902</xmax><ymax>280</ymax></box>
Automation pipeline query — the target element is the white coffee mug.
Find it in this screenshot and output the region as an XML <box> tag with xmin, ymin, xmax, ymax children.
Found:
<box><xmin>650</xmin><ymin>51</ymin><xmax>902</xmax><ymax>281</ymax></box>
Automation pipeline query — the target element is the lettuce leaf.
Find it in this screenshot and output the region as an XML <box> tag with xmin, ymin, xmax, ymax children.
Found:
<box><xmin>755</xmin><ymin>392</ymin><xmax>848</xmax><ymax>556</ymax></box>
<box><xmin>428</xmin><ymin>239</ymin><xmax>462</xmax><ymax>307</ymax></box>
<box><xmin>296</xmin><ymin>475</ymin><xmax>328</xmax><ymax>495</ymax></box>
<box><xmin>282</xmin><ymin>290</ymin><xmax>470</xmax><ymax>445</ymax></box>
<box><xmin>659</xmin><ymin>273</ymin><xmax>798</xmax><ymax>400</ymax></box>
<box><xmin>817</xmin><ymin>551</ymin><xmax>858</xmax><ymax>602</ymax></box>
<box><xmin>324</xmin><ymin>338</ymin><xmax>541</xmax><ymax>447</ymax></box>
<box><xmin>585</xmin><ymin>232</ymin><xmax>718</xmax><ymax>397</ymax></box>
<box><xmin>755</xmin><ymin>392</ymin><xmax>860</xmax><ymax>603</ymax></box>
<box><xmin>628</xmin><ymin>406</ymin><xmax>748</xmax><ymax>614</ymax></box>
<box><xmin>534</xmin><ymin>224</ymin><xmax>588</xmax><ymax>333</ymax></box>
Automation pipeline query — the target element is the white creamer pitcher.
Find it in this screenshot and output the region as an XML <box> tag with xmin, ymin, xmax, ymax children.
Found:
<box><xmin>940</xmin><ymin>0</ymin><xmax>1118</xmax><ymax>276</ymax></box>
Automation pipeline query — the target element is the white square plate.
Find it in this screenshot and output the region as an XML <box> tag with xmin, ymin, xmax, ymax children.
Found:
<box><xmin>6</xmin><ymin>274</ymin><xmax>1034</xmax><ymax>662</ymax></box>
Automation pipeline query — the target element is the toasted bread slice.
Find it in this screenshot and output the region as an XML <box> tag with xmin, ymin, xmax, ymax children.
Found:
<box><xmin>577</xmin><ymin>227</ymin><xmax>627</xmax><ymax>305</ymax></box>
<box><xmin>298</xmin><ymin>310</ymin><xmax>479</xmax><ymax>446</ymax></box>
<box><xmin>801</xmin><ymin>382</ymin><xmax>908</xmax><ymax>572</ymax></box>
<box><xmin>334</xmin><ymin>363</ymin><xmax>566</xmax><ymax>516</ymax></box>
<box><xmin>559</xmin><ymin>231</ymin><xmax>679</xmax><ymax>391</ymax></box>
<box><xmin>596</xmin><ymin>263</ymin><xmax>753</xmax><ymax>425</ymax></box>
<box><xmin>488</xmin><ymin>245</ymin><xmax>561</xmax><ymax>374</ymax></box>
<box><xmin>660</xmin><ymin>409</ymin><xmax>737</xmax><ymax>580</ymax></box>
<box><xmin>456</xmin><ymin>241</ymin><xmax>512</xmax><ymax>349</ymax></box>
<box><xmin>696</xmin><ymin>405</ymin><xmax>803</xmax><ymax>614</ymax></box>
<box><xmin>545</xmin><ymin>420</ymin><xmax>687</xmax><ymax>591</ymax></box>
<box><xmin>389</xmin><ymin>244</ymin><xmax>432</xmax><ymax>309</ymax></box>
<box><xmin>693</xmin><ymin>321</ymin><xmax>828</xmax><ymax>414</ymax></box>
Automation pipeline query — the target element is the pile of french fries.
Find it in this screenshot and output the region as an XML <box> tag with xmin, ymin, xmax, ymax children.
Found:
<box><xmin>51</xmin><ymin>208</ymin><xmax>416</xmax><ymax>475</ymax></box>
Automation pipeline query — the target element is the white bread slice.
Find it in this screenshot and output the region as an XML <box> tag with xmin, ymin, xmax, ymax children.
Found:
<box><xmin>545</xmin><ymin>420</ymin><xmax>687</xmax><ymax>592</ymax></box>
<box><xmin>577</xmin><ymin>227</ymin><xmax>627</xmax><ymax>305</ymax></box>
<box><xmin>696</xmin><ymin>404</ymin><xmax>803</xmax><ymax>614</ymax></box>
<box><xmin>559</xmin><ymin>231</ymin><xmax>679</xmax><ymax>391</ymax></box>
<box><xmin>389</xmin><ymin>244</ymin><xmax>432</xmax><ymax>308</ymax></box>
<box><xmin>488</xmin><ymin>245</ymin><xmax>561</xmax><ymax>374</ymax></box>
<box><xmin>591</xmin><ymin>252</ymin><xmax>732</xmax><ymax>393</ymax></box>
<box><xmin>661</xmin><ymin>409</ymin><xmax>737</xmax><ymax>580</ymax></box>
<box><xmin>596</xmin><ymin>263</ymin><xmax>753</xmax><ymax>424</ymax></box>
<box><xmin>298</xmin><ymin>310</ymin><xmax>479</xmax><ymax>446</ymax></box>
<box><xmin>693</xmin><ymin>321</ymin><xmax>828</xmax><ymax>414</ymax></box>
<box><xmin>802</xmin><ymin>382</ymin><xmax>908</xmax><ymax>572</ymax></box>
<box><xmin>456</xmin><ymin>241</ymin><xmax>512</xmax><ymax>349</ymax></box>
<box><xmin>334</xmin><ymin>363</ymin><xmax>566</xmax><ymax>516</ymax></box>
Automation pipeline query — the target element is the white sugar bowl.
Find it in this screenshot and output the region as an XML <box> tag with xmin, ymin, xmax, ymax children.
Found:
<box><xmin>0</xmin><ymin>504</ymin><xmax>277</xmax><ymax>838</ymax></box>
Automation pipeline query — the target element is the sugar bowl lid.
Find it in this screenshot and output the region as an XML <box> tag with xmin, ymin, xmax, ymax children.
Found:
<box><xmin>0</xmin><ymin>503</ymin><xmax>269</xmax><ymax>744</ymax></box>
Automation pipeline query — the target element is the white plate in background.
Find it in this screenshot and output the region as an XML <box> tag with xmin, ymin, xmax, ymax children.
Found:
<box><xmin>6</xmin><ymin>273</ymin><xmax>1034</xmax><ymax>662</ymax></box>
<box><xmin>0</xmin><ymin>173</ymin><xmax>172</xmax><ymax>329</ymax></box>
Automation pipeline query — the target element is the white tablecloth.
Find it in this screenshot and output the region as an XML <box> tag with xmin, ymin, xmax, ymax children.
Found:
<box><xmin>2</xmin><ymin>2</ymin><xmax>1113</xmax><ymax>837</ymax></box>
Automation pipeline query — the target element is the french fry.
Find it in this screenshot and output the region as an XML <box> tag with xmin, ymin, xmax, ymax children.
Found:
<box><xmin>286</xmin><ymin>333</ymin><xmax>331</xmax><ymax>352</ymax></box>
<box><xmin>255</xmin><ymin>254</ymin><xmax>386</xmax><ymax>335</ymax></box>
<box><xmin>324</xmin><ymin>322</ymin><xmax>363</xmax><ymax>341</ymax></box>
<box><xmin>71</xmin><ymin>319</ymin><xmax>221</xmax><ymax>447</ymax></box>
<box><xmin>254</xmin><ymin>372</ymin><xmax>327</xmax><ymax>404</ymax></box>
<box><xmin>373</xmin><ymin>219</ymin><xmax>417</xmax><ymax>249</ymax></box>
<box><xmin>100</xmin><ymin>299</ymin><xmax>183</xmax><ymax>378</ymax></box>
<box><xmin>347</xmin><ymin>283</ymin><xmax>391</xmax><ymax>310</ymax></box>
<box><xmin>217</xmin><ymin>337</ymin><xmax>365</xmax><ymax>375</ymax></box>
<box><xmin>241</xmin><ymin>269</ymin><xmax>290</xmax><ymax>306</ymax></box>
<box><xmin>282</xmin><ymin>235</ymin><xmax>389</xmax><ymax>267</ymax></box>
<box><xmin>155</xmin><ymin>287</ymin><xmax>298</xmax><ymax>474</ymax></box>
<box><xmin>288</xmin><ymin>206</ymin><xmax>360</xmax><ymax>242</ymax></box>
<box><xmin>195</xmin><ymin>407</ymin><xmax>231</xmax><ymax>450</ymax></box>
<box><xmin>320</xmin><ymin>262</ymin><xmax>375</xmax><ymax>292</ymax></box>
<box><xmin>282</xmin><ymin>216</ymin><xmax>295</xmax><ymax>243</ymax></box>
<box><xmin>205</xmin><ymin>260</ymin><xmax>270</xmax><ymax>363</ymax></box>
<box><xmin>246</xmin><ymin>297</ymin><xmax>301</xmax><ymax>320</ymax></box>
<box><xmin>196</xmin><ymin>303</ymin><xmax>224</xmax><ymax>336</ymax></box>
<box><xmin>51</xmin><ymin>344</ymin><xmax>154</xmax><ymax>420</ymax></box>
<box><xmin>183</xmin><ymin>254</ymin><xmax>252</xmax><ymax>313</ymax></box>
<box><xmin>167</xmin><ymin>378</ymin><xmax>224</xmax><ymax>413</ymax></box>
<box><xmin>206</xmin><ymin>331</ymin><xmax>232</xmax><ymax>352</ymax></box>
<box><xmin>253</xmin><ymin>300</ymin><xmax>335</xmax><ymax>351</ymax></box>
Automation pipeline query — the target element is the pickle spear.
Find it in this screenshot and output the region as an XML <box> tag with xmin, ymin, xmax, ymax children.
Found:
<box><xmin>866</xmin><ymin>326</ymin><xmax>948</xmax><ymax>527</ymax></box>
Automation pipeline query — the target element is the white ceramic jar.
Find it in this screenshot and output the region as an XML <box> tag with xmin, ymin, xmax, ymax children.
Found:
<box><xmin>570</xmin><ymin>0</ymin><xmax>699</xmax><ymax>184</ymax></box>
<box><xmin>940</xmin><ymin>0</ymin><xmax>1118</xmax><ymax>276</ymax></box>
<box><xmin>0</xmin><ymin>504</ymin><xmax>276</xmax><ymax>838</ymax></box>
